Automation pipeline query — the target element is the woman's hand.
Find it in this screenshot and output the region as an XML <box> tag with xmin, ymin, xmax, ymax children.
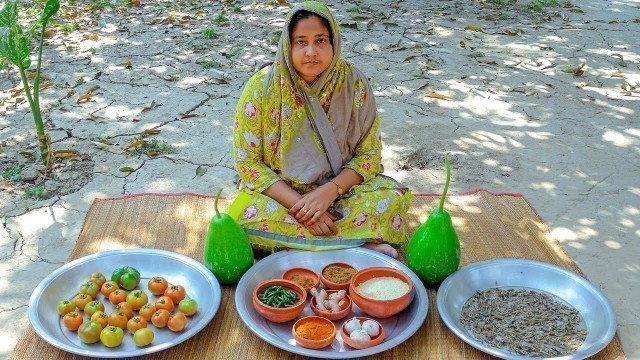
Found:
<box><xmin>305</xmin><ymin>211</ymin><xmax>338</xmax><ymax>236</ymax></box>
<box><xmin>289</xmin><ymin>183</ymin><xmax>337</xmax><ymax>224</ymax></box>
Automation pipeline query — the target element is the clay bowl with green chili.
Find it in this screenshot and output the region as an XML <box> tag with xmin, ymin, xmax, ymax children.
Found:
<box><xmin>252</xmin><ymin>279</ymin><xmax>307</xmax><ymax>323</ymax></box>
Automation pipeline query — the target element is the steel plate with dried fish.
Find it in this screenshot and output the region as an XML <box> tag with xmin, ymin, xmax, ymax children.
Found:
<box><xmin>437</xmin><ymin>258</ymin><xmax>616</xmax><ymax>360</ymax></box>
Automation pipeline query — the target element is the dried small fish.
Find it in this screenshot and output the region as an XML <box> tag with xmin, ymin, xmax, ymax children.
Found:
<box><xmin>460</xmin><ymin>288</ymin><xmax>587</xmax><ymax>357</ymax></box>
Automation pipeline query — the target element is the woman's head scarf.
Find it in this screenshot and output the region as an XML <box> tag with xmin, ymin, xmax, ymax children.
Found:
<box><xmin>264</xmin><ymin>1</ymin><xmax>378</xmax><ymax>187</ymax></box>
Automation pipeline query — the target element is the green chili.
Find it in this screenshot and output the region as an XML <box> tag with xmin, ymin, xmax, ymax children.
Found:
<box><xmin>258</xmin><ymin>285</ymin><xmax>299</xmax><ymax>308</ymax></box>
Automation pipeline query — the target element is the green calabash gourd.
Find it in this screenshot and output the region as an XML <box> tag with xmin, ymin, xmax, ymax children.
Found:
<box><xmin>204</xmin><ymin>189</ymin><xmax>254</xmax><ymax>285</ymax></box>
<box><xmin>407</xmin><ymin>156</ymin><xmax>461</xmax><ymax>285</ymax></box>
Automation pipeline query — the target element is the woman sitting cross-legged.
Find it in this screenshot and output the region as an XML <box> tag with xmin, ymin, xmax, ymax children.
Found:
<box><xmin>230</xmin><ymin>1</ymin><xmax>413</xmax><ymax>259</ymax></box>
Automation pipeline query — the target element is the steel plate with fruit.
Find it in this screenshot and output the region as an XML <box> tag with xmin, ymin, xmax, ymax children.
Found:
<box><xmin>28</xmin><ymin>249</ymin><xmax>220</xmax><ymax>358</ymax></box>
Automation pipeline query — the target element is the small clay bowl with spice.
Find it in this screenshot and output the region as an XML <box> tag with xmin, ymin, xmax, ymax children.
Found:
<box><xmin>281</xmin><ymin>267</ymin><xmax>320</xmax><ymax>294</ymax></box>
<box><xmin>340</xmin><ymin>317</ymin><xmax>386</xmax><ymax>350</ymax></box>
<box><xmin>310</xmin><ymin>289</ymin><xmax>352</xmax><ymax>321</ymax></box>
<box><xmin>349</xmin><ymin>267</ymin><xmax>413</xmax><ymax>318</ymax></box>
<box><xmin>320</xmin><ymin>262</ymin><xmax>357</xmax><ymax>290</ymax></box>
<box><xmin>253</xmin><ymin>279</ymin><xmax>307</xmax><ymax>323</ymax></box>
<box><xmin>292</xmin><ymin>315</ymin><xmax>336</xmax><ymax>349</ymax></box>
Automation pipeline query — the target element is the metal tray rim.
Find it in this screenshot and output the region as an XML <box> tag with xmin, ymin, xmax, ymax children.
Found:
<box><xmin>235</xmin><ymin>248</ymin><xmax>429</xmax><ymax>359</ymax></box>
<box><xmin>28</xmin><ymin>248</ymin><xmax>221</xmax><ymax>358</ymax></box>
<box><xmin>436</xmin><ymin>258</ymin><xmax>617</xmax><ymax>360</ymax></box>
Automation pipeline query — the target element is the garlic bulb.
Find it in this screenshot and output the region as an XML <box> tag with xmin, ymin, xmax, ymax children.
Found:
<box><xmin>362</xmin><ymin>319</ymin><xmax>380</xmax><ymax>337</ymax></box>
<box><xmin>349</xmin><ymin>328</ymin><xmax>371</xmax><ymax>342</ymax></box>
<box><xmin>344</xmin><ymin>317</ymin><xmax>361</xmax><ymax>335</ymax></box>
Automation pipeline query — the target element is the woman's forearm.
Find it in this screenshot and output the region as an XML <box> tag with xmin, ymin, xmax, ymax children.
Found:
<box><xmin>263</xmin><ymin>180</ymin><xmax>303</xmax><ymax>209</ymax></box>
<box><xmin>330</xmin><ymin>168</ymin><xmax>364</xmax><ymax>196</ymax></box>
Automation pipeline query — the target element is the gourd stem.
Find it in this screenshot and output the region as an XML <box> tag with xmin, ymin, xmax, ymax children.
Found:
<box><xmin>214</xmin><ymin>188</ymin><xmax>222</xmax><ymax>218</ymax></box>
<box><xmin>438</xmin><ymin>156</ymin><xmax>450</xmax><ymax>214</ymax></box>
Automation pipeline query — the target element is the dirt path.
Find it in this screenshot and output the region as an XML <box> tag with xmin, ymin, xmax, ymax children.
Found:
<box><xmin>1</xmin><ymin>0</ymin><xmax>639</xmax><ymax>357</ymax></box>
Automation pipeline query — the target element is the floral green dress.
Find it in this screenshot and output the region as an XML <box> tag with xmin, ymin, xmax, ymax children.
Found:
<box><xmin>230</xmin><ymin>2</ymin><xmax>413</xmax><ymax>256</ymax></box>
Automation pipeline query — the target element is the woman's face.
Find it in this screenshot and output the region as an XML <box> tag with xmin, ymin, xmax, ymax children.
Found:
<box><xmin>290</xmin><ymin>15</ymin><xmax>333</xmax><ymax>84</ymax></box>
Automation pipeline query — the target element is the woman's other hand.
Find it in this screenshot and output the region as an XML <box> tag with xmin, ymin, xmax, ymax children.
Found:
<box><xmin>289</xmin><ymin>183</ymin><xmax>338</xmax><ymax>223</ymax></box>
<box><xmin>305</xmin><ymin>211</ymin><xmax>338</xmax><ymax>236</ymax></box>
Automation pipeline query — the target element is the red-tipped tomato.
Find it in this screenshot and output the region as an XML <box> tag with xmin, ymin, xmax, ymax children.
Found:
<box><xmin>155</xmin><ymin>296</ymin><xmax>174</xmax><ymax>312</ymax></box>
<box><xmin>63</xmin><ymin>311</ymin><xmax>83</xmax><ymax>331</ymax></box>
<box><xmin>101</xmin><ymin>281</ymin><xmax>119</xmax><ymax>297</ymax></box>
<box><xmin>148</xmin><ymin>276</ymin><xmax>168</xmax><ymax>296</ymax></box>
<box><xmin>167</xmin><ymin>312</ymin><xmax>187</xmax><ymax>332</ymax></box>
<box><xmin>138</xmin><ymin>304</ymin><xmax>156</xmax><ymax>321</ymax></box>
<box><xmin>127</xmin><ymin>315</ymin><xmax>147</xmax><ymax>334</ymax></box>
<box><xmin>151</xmin><ymin>309</ymin><xmax>170</xmax><ymax>328</ymax></box>
<box><xmin>89</xmin><ymin>272</ymin><xmax>106</xmax><ymax>288</ymax></box>
<box><xmin>164</xmin><ymin>285</ymin><xmax>186</xmax><ymax>304</ymax></box>
<box><xmin>109</xmin><ymin>289</ymin><xmax>127</xmax><ymax>306</ymax></box>
<box><xmin>107</xmin><ymin>310</ymin><xmax>128</xmax><ymax>329</ymax></box>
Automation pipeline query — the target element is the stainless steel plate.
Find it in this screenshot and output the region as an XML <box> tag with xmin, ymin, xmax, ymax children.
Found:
<box><xmin>28</xmin><ymin>249</ymin><xmax>221</xmax><ymax>358</ymax></box>
<box><xmin>235</xmin><ymin>248</ymin><xmax>429</xmax><ymax>359</ymax></box>
<box><xmin>437</xmin><ymin>258</ymin><xmax>617</xmax><ymax>360</ymax></box>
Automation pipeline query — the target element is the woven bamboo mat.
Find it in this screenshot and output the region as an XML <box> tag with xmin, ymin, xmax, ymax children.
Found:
<box><xmin>11</xmin><ymin>190</ymin><xmax>626</xmax><ymax>359</ymax></box>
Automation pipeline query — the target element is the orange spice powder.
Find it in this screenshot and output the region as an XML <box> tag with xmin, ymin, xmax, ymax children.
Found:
<box><xmin>295</xmin><ymin>320</ymin><xmax>334</xmax><ymax>340</ymax></box>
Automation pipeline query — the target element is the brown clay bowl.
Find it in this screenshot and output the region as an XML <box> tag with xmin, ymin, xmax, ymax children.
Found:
<box><xmin>340</xmin><ymin>317</ymin><xmax>386</xmax><ymax>350</ymax></box>
<box><xmin>281</xmin><ymin>267</ymin><xmax>320</xmax><ymax>294</ymax></box>
<box><xmin>349</xmin><ymin>267</ymin><xmax>413</xmax><ymax>318</ymax></box>
<box><xmin>292</xmin><ymin>316</ymin><xmax>336</xmax><ymax>349</ymax></box>
<box><xmin>252</xmin><ymin>279</ymin><xmax>307</xmax><ymax>323</ymax></box>
<box><xmin>320</xmin><ymin>262</ymin><xmax>357</xmax><ymax>290</ymax></box>
<box><xmin>310</xmin><ymin>289</ymin><xmax>352</xmax><ymax>321</ymax></box>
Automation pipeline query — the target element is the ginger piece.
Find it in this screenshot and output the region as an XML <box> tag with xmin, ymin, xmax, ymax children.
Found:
<box><xmin>322</xmin><ymin>290</ymin><xmax>346</xmax><ymax>312</ymax></box>
<box><xmin>310</xmin><ymin>288</ymin><xmax>328</xmax><ymax>311</ymax></box>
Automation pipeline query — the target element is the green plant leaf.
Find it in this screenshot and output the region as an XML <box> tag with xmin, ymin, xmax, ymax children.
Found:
<box><xmin>0</xmin><ymin>0</ymin><xmax>18</xmax><ymax>28</ymax></box>
<box><xmin>0</xmin><ymin>27</ymin><xmax>31</xmax><ymax>69</ymax></box>
<box><xmin>119</xmin><ymin>167</ymin><xmax>135</xmax><ymax>172</ymax></box>
<box><xmin>30</xmin><ymin>0</ymin><xmax>60</xmax><ymax>34</ymax></box>
<box><xmin>194</xmin><ymin>165</ymin><xmax>207</xmax><ymax>178</ymax></box>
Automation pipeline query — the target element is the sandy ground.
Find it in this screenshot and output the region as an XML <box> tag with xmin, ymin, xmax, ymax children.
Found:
<box><xmin>1</xmin><ymin>0</ymin><xmax>639</xmax><ymax>358</ymax></box>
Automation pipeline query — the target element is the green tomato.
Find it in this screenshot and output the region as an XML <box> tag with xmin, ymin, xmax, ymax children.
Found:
<box><xmin>100</xmin><ymin>326</ymin><xmax>124</xmax><ymax>348</ymax></box>
<box><xmin>133</xmin><ymin>328</ymin><xmax>154</xmax><ymax>347</ymax></box>
<box><xmin>178</xmin><ymin>298</ymin><xmax>198</xmax><ymax>316</ymax></box>
<box><xmin>111</xmin><ymin>266</ymin><xmax>140</xmax><ymax>291</ymax></box>
<box><xmin>121</xmin><ymin>272</ymin><xmax>139</xmax><ymax>291</ymax></box>
<box><xmin>84</xmin><ymin>300</ymin><xmax>104</xmax><ymax>317</ymax></box>
<box><xmin>78</xmin><ymin>321</ymin><xmax>102</xmax><ymax>344</ymax></box>
<box><xmin>79</xmin><ymin>281</ymin><xmax>100</xmax><ymax>298</ymax></box>
<box><xmin>57</xmin><ymin>299</ymin><xmax>76</xmax><ymax>316</ymax></box>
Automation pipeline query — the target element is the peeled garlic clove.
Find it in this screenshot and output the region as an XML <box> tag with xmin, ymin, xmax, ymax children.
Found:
<box><xmin>362</xmin><ymin>319</ymin><xmax>380</xmax><ymax>337</ymax></box>
<box><xmin>349</xmin><ymin>328</ymin><xmax>371</xmax><ymax>342</ymax></box>
<box><xmin>344</xmin><ymin>317</ymin><xmax>361</xmax><ymax>335</ymax></box>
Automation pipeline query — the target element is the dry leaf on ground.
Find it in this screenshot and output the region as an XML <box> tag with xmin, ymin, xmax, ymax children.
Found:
<box><xmin>465</xmin><ymin>25</ymin><xmax>485</xmax><ymax>33</ymax></box>
<box><xmin>141</xmin><ymin>100</ymin><xmax>161</xmax><ymax>113</ymax></box>
<box><xmin>77</xmin><ymin>93</ymin><xmax>94</xmax><ymax>103</ymax></box>
<box><xmin>425</xmin><ymin>93</ymin><xmax>452</xmax><ymax>100</ymax></box>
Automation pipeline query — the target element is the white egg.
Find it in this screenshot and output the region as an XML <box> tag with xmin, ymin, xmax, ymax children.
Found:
<box><xmin>362</xmin><ymin>319</ymin><xmax>380</xmax><ymax>337</ymax></box>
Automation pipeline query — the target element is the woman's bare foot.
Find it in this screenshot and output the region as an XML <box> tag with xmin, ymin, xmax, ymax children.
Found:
<box><xmin>362</xmin><ymin>243</ymin><xmax>398</xmax><ymax>259</ymax></box>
